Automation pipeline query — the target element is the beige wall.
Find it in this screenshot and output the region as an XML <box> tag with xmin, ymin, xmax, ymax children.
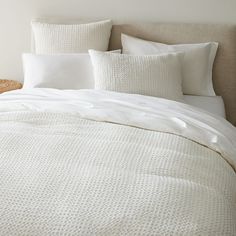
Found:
<box><xmin>1</xmin><ymin>0</ymin><xmax>236</xmax><ymax>81</ymax></box>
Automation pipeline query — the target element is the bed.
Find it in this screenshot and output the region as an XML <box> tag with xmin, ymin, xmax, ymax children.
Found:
<box><xmin>0</xmin><ymin>22</ymin><xmax>235</xmax><ymax>235</ymax></box>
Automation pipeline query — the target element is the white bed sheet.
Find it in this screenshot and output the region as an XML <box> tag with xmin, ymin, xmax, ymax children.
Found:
<box><xmin>0</xmin><ymin>88</ymin><xmax>235</xmax><ymax>167</ymax></box>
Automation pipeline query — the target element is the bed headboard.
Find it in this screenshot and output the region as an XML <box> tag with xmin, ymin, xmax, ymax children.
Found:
<box><xmin>109</xmin><ymin>23</ymin><xmax>236</xmax><ymax>126</ymax></box>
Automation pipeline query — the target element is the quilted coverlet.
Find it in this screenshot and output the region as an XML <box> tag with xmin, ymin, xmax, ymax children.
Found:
<box><xmin>0</xmin><ymin>89</ymin><xmax>235</xmax><ymax>235</ymax></box>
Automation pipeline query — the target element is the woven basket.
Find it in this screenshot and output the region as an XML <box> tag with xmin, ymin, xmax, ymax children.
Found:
<box><xmin>0</xmin><ymin>80</ymin><xmax>22</xmax><ymax>93</ymax></box>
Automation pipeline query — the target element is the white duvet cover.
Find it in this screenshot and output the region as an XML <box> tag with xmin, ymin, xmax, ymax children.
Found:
<box><xmin>0</xmin><ymin>88</ymin><xmax>235</xmax><ymax>235</ymax></box>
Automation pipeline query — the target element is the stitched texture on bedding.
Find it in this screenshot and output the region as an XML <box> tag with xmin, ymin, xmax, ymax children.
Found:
<box><xmin>0</xmin><ymin>112</ymin><xmax>235</xmax><ymax>235</ymax></box>
<box><xmin>89</xmin><ymin>50</ymin><xmax>184</xmax><ymax>102</ymax></box>
<box><xmin>32</xmin><ymin>20</ymin><xmax>112</xmax><ymax>54</ymax></box>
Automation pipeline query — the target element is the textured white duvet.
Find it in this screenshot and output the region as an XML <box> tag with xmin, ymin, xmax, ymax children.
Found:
<box><xmin>0</xmin><ymin>89</ymin><xmax>235</xmax><ymax>235</ymax></box>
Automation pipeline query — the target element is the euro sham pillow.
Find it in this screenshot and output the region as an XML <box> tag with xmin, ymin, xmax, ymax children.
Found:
<box><xmin>89</xmin><ymin>50</ymin><xmax>184</xmax><ymax>102</ymax></box>
<box><xmin>23</xmin><ymin>50</ymin><xmax>121</xmax><ymax>89</ymax></box>
<box><xmin>121</xmin><ymin>34</ymin><xmax>218</xmax><ymax>96</ymax></box>
<box><xmin>31</xmin><ymin>20</ymin><xmax>112</xmax><ymax>54</ymax></box>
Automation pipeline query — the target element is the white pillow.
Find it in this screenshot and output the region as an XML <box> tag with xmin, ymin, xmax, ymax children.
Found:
<box><xmin>122</xmin><ymin>34</ymin><xmax>218</xmax><ymax>96</ymax></box>
<box><xmin>89</xmin><ymin>50</ymin><xmax>184</xmax><ymax>102</ymax></box>
<box><xmin>22</xmin><ymin>50</ymin><xmax>121</xmax><ymax>89</ymax></box>
<box><xmin>31</xmin><ymin>20</ymin><xmax>112</xmax><ymax>54</ymax></box>
<box><xmin>184</xmin><ymin>95</ymin><xmax>226</xmax><ymax>118</ymax></box>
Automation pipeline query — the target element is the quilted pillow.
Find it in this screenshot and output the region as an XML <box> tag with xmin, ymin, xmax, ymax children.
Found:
<box><xmin>31</xmin><ymin>20</ymin><xmax>112</xmax><ymax>54</ymax></box>
<box><xmin>89</xmin><ymin>50</ymin><xmax>184</xmax><ymax>102</ymax></box>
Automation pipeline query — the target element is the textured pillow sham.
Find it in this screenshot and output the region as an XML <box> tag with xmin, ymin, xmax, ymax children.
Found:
<box><xmin>23</xmin><ymin>50</ymin><xmax>121</xmax><ymax>89</ymax></box>
<box><xmin>89</xmin><ymin>50</ymin><xmax>184</xmax><ymax>102</ymax></box>
<box><xmin>31</xmin><ymin>20</ymin><xmax>112</xmax><ymax>54</ymax></box>
<box><xmin>121</xmin><ymin>34</ymin><xmax>218</xmax><ymax>96</ymax></box>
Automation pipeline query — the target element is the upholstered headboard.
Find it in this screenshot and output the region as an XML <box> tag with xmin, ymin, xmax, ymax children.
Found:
<box><xmin>109</xmin><ymin>23</ymin><xmax>236</xmax><ymax>126</ymax></box>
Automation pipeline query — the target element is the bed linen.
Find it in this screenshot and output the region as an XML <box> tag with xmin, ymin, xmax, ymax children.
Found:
<box><xmin>0</xmin><ymin>88</ymin><xmax>235</xmax><ymax>235</ymax></box>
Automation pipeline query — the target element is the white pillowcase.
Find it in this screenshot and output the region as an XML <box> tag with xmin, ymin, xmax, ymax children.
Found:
<box><xmin>122</xmin><ymin>34</ymin><xmax>218</xmax><ymax>96</ymax></box>
<box><xmin>23</xmin><ymin>50</ymin><xmax>121</xmax><ymax>89</ymax></box>
<box><xmin>31</xmin><ymin>20</ymin><xmax>112</xmax><ymax>54</ymax></box>
<box><xmin>184</xmin><ymin>95</ymin><xmax>226</xmax><ymax>118</ymax></box>
<box><xmin>89</xmin><ymin>50</ymin><xmax>184</xmax><ymax>102</ymax></box>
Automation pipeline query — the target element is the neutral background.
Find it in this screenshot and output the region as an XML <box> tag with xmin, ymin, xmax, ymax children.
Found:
<box><xmin>1</xmin><ymin>0</ymin><xmax>236</xmax><ymax>82</ymax></box>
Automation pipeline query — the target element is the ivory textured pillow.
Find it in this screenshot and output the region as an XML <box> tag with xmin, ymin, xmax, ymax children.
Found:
<box><xmin>122</xmin><ymin>34</ymin><xmax>218</xmax><ymax>96</ymax></box>
<box><xmin>31</xmin><ymin>20</ymin><xmax>112</xmax><ymax>54</ymax></box>
<box><xmin>89</xmin><ymin>50</ymin><xmax>184</xmax><ymax>102</ymax></box>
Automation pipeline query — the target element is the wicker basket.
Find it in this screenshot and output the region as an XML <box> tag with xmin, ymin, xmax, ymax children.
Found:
<box><xmin>0</xmin><ymin>80</ymin><xmax>22</xmax><ymax>93</ymax></box>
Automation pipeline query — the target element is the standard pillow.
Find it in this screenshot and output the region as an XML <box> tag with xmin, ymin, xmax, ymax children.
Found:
<box><xmin>22</xmin><ymin>50</ymin><xmax>121</xmax><ymax>89</ymax></box>
<box><xmin>89</xmin><ymin>50</ymin><xmax>184</xmax><ymax>102</ymax></box>
<box><xmin>184</xmin><ymin>95</ymin><xmax>226</xmax><ymax>118</ymax></box>
<box><xmin>121</xmin><ymin>34</ymin><xmax>218</xmax><ymax>96</ymax></box>
<box><xmin>31</xmin><ymin>20</ymin><xmax>112</xmax><ymax>54</ymax></box>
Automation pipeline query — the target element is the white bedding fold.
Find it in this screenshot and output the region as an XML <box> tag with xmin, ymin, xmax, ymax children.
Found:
<box><xmin>0</xmin><ymin>88</ymin><xmax>235</xmax><ymax>170</ymax></box>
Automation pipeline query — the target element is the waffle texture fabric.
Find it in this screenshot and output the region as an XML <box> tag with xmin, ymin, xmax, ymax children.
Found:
<box><xmin>89</xmin><ymin>50</ymin><xmax>184</xmax><ymax>102</ymax></box>
<box><xmin>32</xmin><ymin>20</ymin><xmax>112</xmax><ymax>54</ymax></box>
<box><xmin>0</xmin><ymin>89</ymin><xmax>235</xmax><ymax>235</ymax></box>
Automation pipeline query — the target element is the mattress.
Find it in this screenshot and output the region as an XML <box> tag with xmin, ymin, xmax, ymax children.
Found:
<box><xmin>0</xmin><ymin>89</ymin><xmax>235</xmax><ymax>235</ymax></box>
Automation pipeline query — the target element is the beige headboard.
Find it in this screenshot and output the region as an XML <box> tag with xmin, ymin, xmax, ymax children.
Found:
<box><xmin>109</xmin><ymin>23</ymin><xmax>236</xmax><ymax>126</ymax></box>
